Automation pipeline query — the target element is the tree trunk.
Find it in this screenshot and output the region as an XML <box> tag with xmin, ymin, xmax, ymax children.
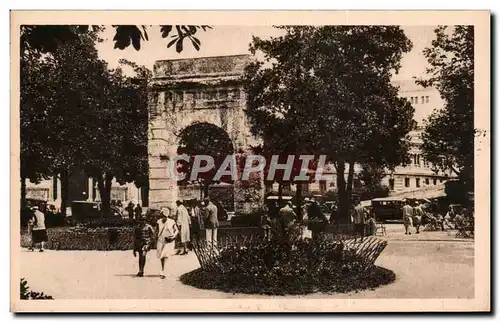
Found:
<box><xmin>336</xmin><ymin>161</ymin><xmax>350</xmax><ymax>226</ymax></box>
<box><xmin>102</xmin><ymin>173</ymin><xmax>113</xmax><ymax>217</ymax></box>
<box><xmin>347</xmin><ymin>160</ymin><xmax>355</xmax><ymax>201</ymax></box>
<box><xmin>97</xmin><ymin>174</ymin><xmax>112</xmax><ymax>218</ymax></box>
<box><xmin>141</xmin><ymin>181</ymin><xmax>149</xmax><ymax>207</ymax></box>
<box><xmin>60</xmin><ymin>170</ymin><xmax>69</xmax><ymax>216</ymax></box>
<box><xmin>20</xmin><ymin>176</ymin><xmax>26</xmax><ymax>209</ymax></box>
<box><xmin>296</xmin><ymin>182</ymin><xmax>303</xmax><ymax>221</ymax></box>
<box><xmin>203</xmin><ymin>182</ymin><xmax>210</xmax><ymax>199</ymax></box>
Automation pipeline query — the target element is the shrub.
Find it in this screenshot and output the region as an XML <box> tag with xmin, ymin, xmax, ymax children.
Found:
<box><xmin>79</xmin><ymin>216</ymin><xmax>133</xmax><ymax>228</ymax></box>
<box><xmin>20</xmin><ymin>278</ymin><xmax>53</xmax><ymax>300</ymax></box>
<box><xmin>183</xmin><ymin>236</ymin><xmax>394</xmax><ymax>295</ymax></box>
<box><xmin>230</xmin><ymin>211</ymin><xmax>262</xmax><ymax>227</ymax></box>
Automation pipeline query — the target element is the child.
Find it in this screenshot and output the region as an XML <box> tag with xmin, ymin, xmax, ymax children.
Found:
<box><xmin>133</xmin><ymin>216</ymin><xmax>155</xmax><ymax>277</ymax></box>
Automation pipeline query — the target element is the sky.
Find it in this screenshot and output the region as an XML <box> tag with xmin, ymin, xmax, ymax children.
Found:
<box><xmin>96</xmin><ymin>25</ymin><xmax>438</xmax><ymax>81</ymax></box>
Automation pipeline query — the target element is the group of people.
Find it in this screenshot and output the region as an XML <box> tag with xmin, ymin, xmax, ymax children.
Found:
<box><xmin>260</xmin><ymin>197</ymin><xmax>374</xmax><ymax>243</ymax></box>
<box><xmin>132</xmin><ymin>197</ymin><xmax>219</xmax><ymax>278</ymax></box>
<box><xmin>401</xmin><ymin>200</ymin><xmax>474</xmax><ymax>235</ymax></box>
<box><xmin>109</xmin><ymin>200</ymin><xmax>144</xmax><ymax>220</ymax></box>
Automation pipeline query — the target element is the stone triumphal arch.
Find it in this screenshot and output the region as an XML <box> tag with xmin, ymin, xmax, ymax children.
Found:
<box><xmin>148</xmin><ymin>54</ymin><xmax>263</xmax><ymax>212</ymax></box>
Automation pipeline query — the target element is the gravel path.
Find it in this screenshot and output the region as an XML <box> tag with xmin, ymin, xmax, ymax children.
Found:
<box><xmin>19</xmin><ymin>237</ymin><xmax>474</xmax><ymax>299</ymax></box>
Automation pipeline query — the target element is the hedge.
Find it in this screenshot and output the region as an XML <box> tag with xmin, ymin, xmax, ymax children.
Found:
<box><xmin>20</xmin><ymin>226</ymin><xmax>263</xmax><ymax>251</ymax></box>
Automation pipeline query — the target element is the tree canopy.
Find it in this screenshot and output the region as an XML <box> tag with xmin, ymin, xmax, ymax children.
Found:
<box><xmin>244</xmin><ymin>26</ymin><xmax>415</xmax><ymax>220</ymax></box>
<box><xmin>20</xmin><ymin>25</ymin><xmax>211</xmax><ymax>55</ymax></box>
<box><xmin>20</xmin><ymin>28</ymin><xmax>151</xmax><ymax>213</ymax></box>
<box><xmin>417</xmin><ymin>26</ymin><xmax>476</xmax><ymax>188</ymax></box>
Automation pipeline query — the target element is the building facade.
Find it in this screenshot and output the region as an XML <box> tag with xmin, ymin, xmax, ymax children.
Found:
<box><xmin>24</xmin><ymin>175</ymin><xmax>144</xmax><ymax>210</ymax></box>
<box><xmin>271</xmin><ymin>80</ymin><xmax>455</xmax><ymax>196</ymax></box>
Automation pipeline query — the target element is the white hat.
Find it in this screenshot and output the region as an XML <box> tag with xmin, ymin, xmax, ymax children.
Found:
<box><xmin>160</xmin><ymin>208</ymin><xmax>169</xmax><ymax>216</ymax></box>
<box><xmin>31</xmin><ymin>206</ymin><xmax>39</xmax><ymax>210</ymax></box>
<box><xmin>304</xmin><ymin>197</ymin><xmax>310</xmax><ymax>202</ymax></box>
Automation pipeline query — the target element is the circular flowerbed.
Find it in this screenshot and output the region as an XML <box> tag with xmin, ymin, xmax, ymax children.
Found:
<box><xmin>181</xmin><ymin>238</ymin><xmax>396</xmax><ymax>295</ymax></box>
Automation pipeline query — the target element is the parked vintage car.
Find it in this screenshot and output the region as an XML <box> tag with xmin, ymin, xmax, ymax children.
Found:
<box><xmin>371</xmin><ymin>197</ymin><xmax>405</xmax><ymax>222</ymax></box>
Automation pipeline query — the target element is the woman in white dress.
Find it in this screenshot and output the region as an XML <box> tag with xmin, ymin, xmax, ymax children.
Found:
<box><xmin>156</xmin><ymin>208</ymin><xmax>179</xmax><ymax>279</ymax></box>
<box><xmin>176</xmin><ymin>200</ymin><xmax>191</xmax><ymax>255</ymax></box>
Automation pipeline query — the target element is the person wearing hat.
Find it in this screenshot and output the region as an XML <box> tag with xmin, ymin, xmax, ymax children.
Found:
<box><xmin>29</xmin><ymin>206</ymin><xmax>48</xmax><ymax>252</ymax></box>
<box><xmin>175</xmin><ymin>200</ymin><xmax>191</xmax><ymax>255</ymax></box>
<box><xmin>155</xmin><ymin>208</ymin><xmax>178</xmax><ymax>279</ymax></box>
<box><xmin>133</xmin><ymin>214</ymin><xmax>155</xmax><ymax>277</ymax></box>
<box><xmin>402</xmin><ymin>199</ymin><xmax>414</xmax><ymax>235</ymax></box>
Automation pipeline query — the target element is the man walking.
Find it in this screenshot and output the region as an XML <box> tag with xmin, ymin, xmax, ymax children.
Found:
<box><xmin>29</xmin><ymin>206</ymin><xmax>48</xmax><ymax>252</ymax></box>
<box><xmin>203</xmin><ymin>197</ymin><xmax>219</xmax><ymax>247</ymax></box>
<box><xmin>402</xmin><ymin>199</ymin><xmax>414</xmax><ymax>235</ymax></box>
<box><xmin>352</xmin><ymin>199</ymin><xmax>366</xmax><ymax>242</ymax></box>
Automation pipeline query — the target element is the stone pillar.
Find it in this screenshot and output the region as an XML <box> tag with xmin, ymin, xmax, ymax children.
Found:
<box><xmin>148</xmin><ymin>137</ymin><xmax>180</xmax><ymax>210</ymax></box>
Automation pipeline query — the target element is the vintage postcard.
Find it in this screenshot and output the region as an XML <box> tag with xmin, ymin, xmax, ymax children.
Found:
<box><xmin>10</xmin><ymin>10</ymin><xmax>490</xmax><ymax>312</ymax></box>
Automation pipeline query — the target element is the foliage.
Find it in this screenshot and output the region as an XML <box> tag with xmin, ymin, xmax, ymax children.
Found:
<box><xmin>244</xmin><ymin>26</ymin><xmax>415</xmax><ymax>222</ymax></box>
<box><xmin>417</xmin><ymin>26</ymin><xmax>477</xmax><ymax>188</ymax></box>
<box><xmin>20</xmin><ymin>28</ymin><xmax>151</xmax><ymax>214</ymax></box>
<box><xmin>230</xmin><ymin>211</ymin><xmax>263</xmax><ymax>227</ymax></box>
<box><xmin>444</xmin><ymin>180</ymin><xmax>470</xmax><ymax>205</ymax></box>
<box><xmin>176</xmin><ymin>122</ymin><xmax>235</xmax><ymax>197</ymax></box>
<box><xmin>20</xmin><ymin>25</ymin><xmax>211</xmax><ymax>54</ymax></box>
<box><xmin>182</xmin><ymin>237</ymin><xmax>395</xmax><ymax>295</ymax></box>
<box><xmin>20</xmin><ymin>278</ymin><xmax>54</xmax><ymax>300</ymax></box>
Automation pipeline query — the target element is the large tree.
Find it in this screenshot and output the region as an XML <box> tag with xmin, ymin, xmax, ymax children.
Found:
<box><xmin>20</xmin><ymin>28</ymin><xmax>153</xmax><ymax>215</ymax></box>
<box><xmin>417</xmin><ymin>26</ymin><xmax>476</xmax><ymax>189</ymax></box>
<box><xmin>244</xmin><ymin>26</ymin><xmax>415</xmax><ymax>223</ymax></box>
<box><xmin>20</xmin><ymin>25</ymin><xmax>211</xmax><ymax>54</ymax></box>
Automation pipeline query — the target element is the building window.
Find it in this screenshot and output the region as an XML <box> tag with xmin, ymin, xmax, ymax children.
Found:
<box><xmin>405</xmin><ymin>177</ymin><xmax>410</xmax><ymax>187</ymax></box>
<box><xmin>433</xmin><ymin>178</ymin><xmax>437</xmax><ymax>185</ymax></box>
<box><xmin>440</xmin><ymin>179</ymin><xmax>444</xmax><ymax>183</ymax></box>
<box><xmin>389</xmin><ymin>178</ymin><xmax>395</xmax><ymax>191</ymax></box>
<box><xmin>416</xmin><ymin>178</ymin><xmax>420</xmax><ymax>188</ymax></box>
<box><xmin>425</xmin><ymin>178</ymin><xmax>430</xmax><ymax>185</ymax></box>
<box><xmin>414</xmin><ymin>96</ymin><xmax>418</xmax><ymax>104</ymax></box>
<box><xmin>416</xmin><ymin>154</ymin><xmax>421</xmax><ymax>167</ymax></box>
<box><xmin>410</xmin><ymin>97</ymin><xmax>414</xmax><ymax>104</ymax></box>
<box><xmin>426</xmin><ymin>96</ymin><xmax>430</xmax><ymax>103</ymax></box>
<box><xmin>421</xmin><ymin>96</ymin><xmax>425</xmax><ymax>104</ymax></box>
